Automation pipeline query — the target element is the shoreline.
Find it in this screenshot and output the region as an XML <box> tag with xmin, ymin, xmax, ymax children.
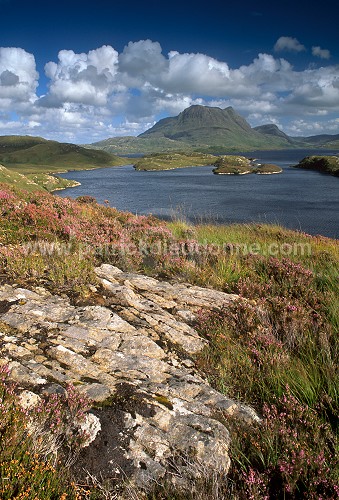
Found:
<box><xmin>51</xmin><ymin>180</ymin><xmax>81</xmax><ymax>192</ymax></box>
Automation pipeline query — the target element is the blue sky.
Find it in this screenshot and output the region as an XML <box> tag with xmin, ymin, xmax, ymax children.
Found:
<box><xmin>1</xmin><ymin>0</ymin><xmax>338</xmax><ymax>143</ymax></box>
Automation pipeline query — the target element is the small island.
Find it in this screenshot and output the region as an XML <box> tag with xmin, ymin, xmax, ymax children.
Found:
<box><xmin>133</xmin><ymin>152</ymin><xmax>216</xmax><ymax>171</ymax></box>
<box><xmin>293</xmin><ymin>155</ymin><xmax>339</xmax><ymax>176</ymax></box>
<box><xmin>213</xmin><ymin>155</ymin><xmax>282</xmax><ymax>175</ymax></box>
<box><xmin>253</xmin><ymin>163</ymin><xmax>283</xmax><ymax>175</ymax></box>
<box><xmin>134</xmin><ymin>152</ymin><xmax>282</xmax><ymax>175</ymax></box>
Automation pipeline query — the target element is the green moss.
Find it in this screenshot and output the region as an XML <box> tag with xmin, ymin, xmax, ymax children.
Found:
<box><xmin>153</xmin><ymin>395</ymin><xmax>174</xmax><ymax>410</ymax></box>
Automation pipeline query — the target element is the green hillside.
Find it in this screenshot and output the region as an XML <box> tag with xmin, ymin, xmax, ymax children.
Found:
<box><xmin>0</xmin><ymin>135</ymin><xmax>125</xmax><ymax>174</ymax></box>
<box><xmin>88</xmin><ymin>135</ymin><xmax>193</xmax><ymax>155</ymax></box>
<box><xmin>253</xmin><ymin>124</ymin><xmax>294</xmax><ymax>143</ymax></box>
<box><xmin>324</xmin><ymin>140</ymin><xmax>339</xmax><ymax>148</ymax></box>
<box><xmin>291</xmin><ymin>134</ymin><xmax>339</xmax><ymax>148</ymax></box>
<box><xmin>0</xmin><ymin>164</ymin><xmax>78</xmax><ymax>192</ymax></box>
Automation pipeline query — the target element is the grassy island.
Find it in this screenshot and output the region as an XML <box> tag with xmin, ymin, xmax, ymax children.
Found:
<box><xmin>134</xmin><ymin>151</ymin><xmax>216</xmax><ymax>170</ymax></box>
<box><xmin>134</xmin><ymin>153</ymin><xmax>282</xmax><ymax>175</ymax></box>
<box><xmin>294</xmin><ymin>155</ymin><xmax>339</xmax><ymax>176</ymax></box>
<box><xmin>253</xmin><ymin>163</ymin><xmax>282</xmax><ymax>174</ymax></box>
<box><xmin>213</xmin><ymin>156</ymin><xmax>252</xmax><ymax>174</ymax></box>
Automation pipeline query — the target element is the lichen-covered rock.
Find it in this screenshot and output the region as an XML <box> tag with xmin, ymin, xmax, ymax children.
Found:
<box><xmin>0</xmin><ymin>264</ymin><xmax>259</xmax><ymax>488</ymax></box>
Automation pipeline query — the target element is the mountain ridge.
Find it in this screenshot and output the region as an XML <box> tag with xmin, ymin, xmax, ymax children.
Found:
<box><xmin>89</xmin><ymin>105</ymin><xmax>339</xmax><ymax>154</ymax></box>
<box><xmin>138</xmin><ymin>105</ymin><xmax>283</xmax><ymax>150</ymax></box>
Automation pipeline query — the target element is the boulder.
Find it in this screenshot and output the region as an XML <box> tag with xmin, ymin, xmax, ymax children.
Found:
<box><xmin>0</xmin><ymin>264</ymin><xmax>259</xmax><ymax>489</ymax></box>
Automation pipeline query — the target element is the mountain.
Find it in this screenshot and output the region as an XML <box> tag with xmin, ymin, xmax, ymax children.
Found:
<box><xmin>253</xmin><ymin>124</ymin><xmax>294</xmax><ymax>143</ymax></box>
<box><xmin>138</xmin><ymin>105</ymin><xmax>293</xmax><ymax>151</ymax></box>
<box><xmin>291</xmin><ymin>134</ymin><xmax>339</xmax><ymax>148</ymax></box>
<box><xmin>0</xmin><ymin>135</ymin><xmax>125</xmax><ymax>174</ymax></box>
<box><xmin>89</xmin><ymin>105</ymin><xmax>339</xmax><ymax>155</ymax></box>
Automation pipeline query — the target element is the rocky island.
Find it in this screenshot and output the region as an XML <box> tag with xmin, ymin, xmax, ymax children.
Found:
<box><xmin>213</xmin><ymin>155</ymin><xmax>282</xmax><ymax>175</ymax></box>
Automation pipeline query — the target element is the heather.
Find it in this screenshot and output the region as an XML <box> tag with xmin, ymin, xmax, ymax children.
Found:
<box><xmin>0</xmin><ymin>365</ymin><xmax>89</xmax><ymax>499</ymax></box>
<box><xmin>0</xmin><ymin>182</ymin><xmax>338</xmax><ymax>498</ymax></box>
<box><xmin>0</xmin><ymin>184</ymin><xmax>175</xmax><ymax>295</ymax></box>
<box><xmin>193</xmin><ymin>247</ymin><xmax>338</xmax><ymax>497</ymax></box>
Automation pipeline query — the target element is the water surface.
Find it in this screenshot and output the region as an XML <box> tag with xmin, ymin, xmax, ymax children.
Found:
<box><xmin>58</xmin><ymin>149</ymin><xmax>339</xmax><ymax>238</ymax></box>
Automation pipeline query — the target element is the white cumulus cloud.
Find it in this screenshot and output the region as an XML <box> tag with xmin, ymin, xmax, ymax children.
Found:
<box><xmin>41</xmin><ymin>45</ymin><xmax>120</xmax><ymax>107</ymax></box>
<box><xmin>0</xmin><ymin>47</ymin><xmax>38</xmax><ymax>104</ymax></box>
<box><xmin>0</xmin><ymin>39</ymin><xmax>338</xmax><ymax>141</ymax></box>
<box><xmin>119</xmin><ymin>39</ymin><xmax>167</xmax><ymax>83</ymax></box>
<box><xmin>274</xmin><ymin>36</ymin><xmax>306</xmax><ymax>53</ymax></box>
<box><xmin>312</xmin><ymin>46</ymin><xmax>331</xmax><ymax>59</ymax></box>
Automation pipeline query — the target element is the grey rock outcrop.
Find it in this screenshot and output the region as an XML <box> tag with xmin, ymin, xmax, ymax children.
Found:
<box><xmin>0</xmin><ymin>264</ymin><xmax>258</xmax><ymax>489</ymax></box>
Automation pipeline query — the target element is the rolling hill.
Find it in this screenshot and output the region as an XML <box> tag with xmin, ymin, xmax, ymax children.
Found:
<box><xmin>0</xmin><ymin>136</ymin><xmax>125</xmax><ymax>174</ymax></box>
<box><xmin>291</xmin><ymin>134</ymin><xmax>339</xmax><ymax>148</ymax></box>
<box><xmin>88</xmin><ymin>135</ymin><xmax>193</xmax><ymax>155</ymax></box>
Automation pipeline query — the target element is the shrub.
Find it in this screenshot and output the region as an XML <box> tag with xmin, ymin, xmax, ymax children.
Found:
<box><xmin>227</xmin><ymin>390</ymin><xmax>339</xmax><ymax>499</ymax></box>
<box><xmin>0</xmin><ymin>365</ymin><xmax>87</xmax><ymax>499</ymax></box>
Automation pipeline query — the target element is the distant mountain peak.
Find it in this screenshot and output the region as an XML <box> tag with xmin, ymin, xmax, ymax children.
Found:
<box><xmin>120</xmin><ymin>104</ymin><xmax>336</xmax><ymax>152</ymax></box>
<box><xmin>139</xmin><ymin>104</ymin><xmax>254</xmax><ymax>144</ymax></box>
<box><xmin>253</xmin><ymin>123</ymin><xmax>291</xmax><ymax>141</ymax></box>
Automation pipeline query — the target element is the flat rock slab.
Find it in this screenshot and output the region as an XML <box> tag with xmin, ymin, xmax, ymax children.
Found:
<box><xmin>0</xmin><ymin>264</ymin><xmax>258</xmax><ymax>488</ymax></box>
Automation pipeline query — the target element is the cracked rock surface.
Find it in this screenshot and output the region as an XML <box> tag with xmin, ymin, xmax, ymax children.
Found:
<box><xmin>0</xmin><ymin>264</ymin><xmax>258</xmax><ymax>488</ymax></box>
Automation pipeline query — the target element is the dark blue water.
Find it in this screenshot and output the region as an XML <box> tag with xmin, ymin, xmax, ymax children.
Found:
<box><xmin>57</xmin><ymin>149</ymin><xmax>339</xmax><ymax>238</ymax></box>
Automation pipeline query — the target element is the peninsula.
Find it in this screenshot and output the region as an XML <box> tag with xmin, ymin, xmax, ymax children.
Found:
<box><xmin>0</xmin><ymin>135</ymin><xmax>125</xmax><ymax>191</ymax></box>
<box><xmin>293</xmin><ymin>155</ymin><xmax>339</xmax><ymax>176</ymax></box>
<box><xmin>133</xmin><ymin>152</ymin><xmax>216</xmax><ymax>171</ymax></box>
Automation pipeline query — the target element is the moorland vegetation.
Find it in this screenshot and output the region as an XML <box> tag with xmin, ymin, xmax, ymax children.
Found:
<box><xmin>0</xmin><ymin>181</ymin><xmax>337</xmax><ymax>499</ymax></box>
